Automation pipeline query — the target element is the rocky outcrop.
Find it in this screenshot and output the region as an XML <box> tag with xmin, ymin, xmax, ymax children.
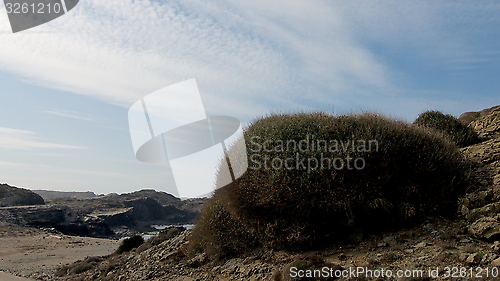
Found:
<box><xmin>459</xmin><ymin>105</ymin><xmax>500</xmax><ymax>123</ymax></box>
<box><xmin>32</xmin><ymin>190</ymin><xmax>97</xmax><ymax>200</ymax></box>
<box><xmin>0</xmin><ymin>183</ymin><xmax>45</xmax><ymax>207</ymax></box>
<box><xmin>0</xmin><ymin>190</ymin><xmax>204</xmax><ymax>239</ymax></box>
<box><xmin>469</xmin><ymin>217</ymin><xmax>500</xmax><ymax>240</ymax></box>
<box><xmin>457</xmin><ymin>105</ymin><xmax>500</xmax><ymax>240</ymax></box>
<box><xmin>83</xmin><ymin>197</ymin><xmax>199</xmax><ymax>236</ymax></box>
<box><xmin>459</xmin><ymin>105</ymin><xmax>500</xmax><ymax>138</ymax></box>
<box><xmin>0</xmin><ymin>204</ymin><xmax>114</xmax><ymax>238</ymax></box>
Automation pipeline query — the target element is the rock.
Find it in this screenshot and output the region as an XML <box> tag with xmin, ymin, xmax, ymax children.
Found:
<box><xmin>186</xmin><ymin>253</ymin><xmax>207</xmax><ymax>268</ymax></box>
<box><xmin>461</xmin><ymin>205</ymin><xmax>470</xmax><ymax>217</ymax></box>
<box><xmin>459</xmin><ymin>105</ymin><xmax>500</xmax><ymax>124</ymax></box>
<box><xmin>492</xmin><ymin>241</ymin><xmax>500</xmax><ymax>252</ymax></box>
<box><xmin>459</xmin><ymin>253</ymin><xmax>470</xmax><ymax>262</ymax></box>
<box><xmin>220</xmin><ymin>258</ymin><xmax>243</xmax><ymax>274</ymax></box>
<box><xmin>482</xmin><ymin>253</ymin><xmax>498</xmax><ymax>264</ymax></box>
<box><xmin>0</xmin><ymin>183</ymin><xmax>44</xmax><ymax>207</ymax></box>
<box><xmin>383</xmin><ymin>236</ymin><xmax>397</xmax><ymax>246</ymax></box>
<box><xmin>423</xmin><ymin>223</ymin><xmax>434</xmax><ymax>232</ymax></box>
<box><xmin>414</xmin><ymin>241</ymin><xmax>428</xmax><ymax>248</ymax></box>
<box><xmin>492</xmin><ymin>257</ymin><xmax>500</xmax><ymax>267</ymax></box>
<box><xmin>377</xmin><ymin>242</ymin><xmax>388</xmax><ymax>248</ymax></box>
<box><xmin>466</xmin><ymin>202</ymin><xmax>500</xmax><ymax>222</ymax></box>
<box><xmin>211</xmin><ymin>266</ymin><xmax>221</xmax><ymax>273</ymax></box>
<box><xmin>469</xmin><ymin>217</ymin><xmax>500</xmax><ymax>240</ymax></box>
<box><xmin>466</xmin><ymin>253</ymin><xmax>481</xmax><ymax>264</ymax></box>
<box><xmin>459</xmin><ymin>111</ymin><xmax>482</xmax><ymax>125</ymax></box>
<box><xmin>494</xmin><ymin>174</ymin><xmax>500</xmax><ymax>186</ymax></box>
<box><xmin>461</xmin><ymin>139</ymin><xmax>500</xmax><ymax>165</ymax></box>
<box><xmin>467</xmin><ymin>105</ymin><xmax>500</xmax><ymax>138</ymax></box>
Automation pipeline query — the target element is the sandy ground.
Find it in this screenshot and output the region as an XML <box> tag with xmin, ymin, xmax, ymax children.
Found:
<box><xmin>0</xmin><ymin>271</ymin><xmax>34</xmax><ymax>281</ymax></box>
<box><xmin>0</xmin><ymin>226</ymin><xmax>119</xmax><ymax>280</ymax></box>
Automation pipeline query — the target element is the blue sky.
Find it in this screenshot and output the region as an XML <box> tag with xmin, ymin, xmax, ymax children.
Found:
<box><xmin>0</xmin><ymin>0</ymin><xmax>499</xmax><ymax>197</ymax></box>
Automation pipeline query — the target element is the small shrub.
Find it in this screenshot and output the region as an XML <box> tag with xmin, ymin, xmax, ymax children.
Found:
<box><xmin>154</xmin><ymin>227</ymin><xmax>185</xmax><ymax>246</ymax></box>
<box><xmin>413</xmin><ymin>110</ymin><xmax>479</xmax><ymax>147</ymax></box>
<box><xmin>116</xmin><ymin>235</ymin><xmax>144</xmax><ymax>255</ymax></box>
<box><xmin>187</xmin><ymin>196</ymin><xmax>257</xmax><ymax>260</ymax></box>
<box><xmin>56</xmin><ymin>256</ymin><xmax>102</xmax><ymax>276</ymax></box>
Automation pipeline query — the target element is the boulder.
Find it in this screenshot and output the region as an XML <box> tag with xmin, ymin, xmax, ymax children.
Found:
<box><xmin>467</xmin><ymin>105</ymin><xmax>500</xmax><ymax>139</ymax></box>
<box><xmin>469</xmin><ymin>217</ymin><xmax>500</xmax><ymax>240</ymax></box>
<box><xmin>459</xmin><ymin>104</ymin><xmax>500</xmax><ymax>125</ymax></box>
<box><xmin>0</xmin><ymin>183</ymin><xmax>44</xmax><ymax>207</ymax></box>
<box><xmin>466</xmin><ymin>253</ymin><xmax>481</xmax><ymax>264</ymax></box>
<box><xmin>461</xmin><ymin>138</ymin><xmax>500</xmax><ymax>165</ymax></box>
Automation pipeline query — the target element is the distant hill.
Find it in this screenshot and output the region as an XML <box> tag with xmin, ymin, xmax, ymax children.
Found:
<box><xmin>0</xmin><ymin>188</ymin><xmax>207</xmax><ymax>238</ymax></box>
<box><xmin>0</xmin><ymin>183</ymin><xmax>45</xmax><ymax>207</ymax></box>
<box><xmin>50</xmin><ymin>189</ymin><xmax>207</xmax><ymax>214</ymax></box>
<box><xmin>32</xmin><ymin>190</ymin><xmax>97</xmax><ymax>200</ymax></box>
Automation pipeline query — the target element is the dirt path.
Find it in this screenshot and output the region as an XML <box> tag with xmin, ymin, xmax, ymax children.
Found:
<box><xmin>0</xmin><ymin>226</ymin><xmax>119</xmax><ymax>279</ymax></box>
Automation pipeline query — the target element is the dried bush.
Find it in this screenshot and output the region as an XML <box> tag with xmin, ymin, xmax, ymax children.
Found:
<box><xmin>414</xmin><ymin>110</ymin><xmax>479</xmax><ymax>147</ymax></box>
<box><xmin>190</xmin><ymin>111</ymin><xmax>472</xmax><ymax>258</ymax></box>
<box><xmin>115</xmin><ymin>235</ymin><xmax>144</xmax><ymax>254</ymax></box>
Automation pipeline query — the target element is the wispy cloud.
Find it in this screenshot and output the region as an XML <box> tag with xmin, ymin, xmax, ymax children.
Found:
<box><xmin>0</xmin><ymin>127</ymin><xmax>84</xmax><ymax>150</ymax></box>
<box><xmin>42</xmin><ymin>108</ymin><xmax>94</xmax><ymax>121</ymax></box>
<box><xmin>0</xmin><ymin>0</ymin><xmax>392</xmax><ymax>121</ymax></box>
<box><xmin>0</xmin><ymin>0</ymin><xmax>498</xmax><ymax>121</ymax></box>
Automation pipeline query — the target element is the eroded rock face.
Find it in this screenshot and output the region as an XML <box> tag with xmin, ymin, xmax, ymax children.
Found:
<box><xmin>459</xmin><ymin>105</ymin><xmax>500</xmax><ymax>241</ymax></box>
<box><xmin>459</xmin><ymin>105</ymin><xmax>500</xmax><ymax>138</ymax></box>
<box><xmin>0</xmin><ymin>204</ymin><xmax>115</xmax><ymax>238</ymax></box>
<box><xmin>469</xmin><ymin>217</ymin><xmax>500</xmax><ymax>240</ymax></box>
<box><xmin>461</xmin><ymin>139</ymin><xmax>500</xmax><ymax>165</ymax></box>
<box><xmin>459</xmin><ymin>105</ymin><xmax>500</xmax><ymax>123</ymax></box>
<box><xmin>0</xmin><ymin>184</ymin><xmax>45</xmax><ymax>207</ymax></box>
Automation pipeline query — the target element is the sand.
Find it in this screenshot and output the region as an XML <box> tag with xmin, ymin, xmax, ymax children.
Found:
<box><xmin>0</xmin><ymin>271</ymin><xmax>33</xmax><ymax>281</ymax></box>
<box><xmin>0</xmin><ymin>226</ymin><xmax>119</xmax><ymax>280</ymax></box>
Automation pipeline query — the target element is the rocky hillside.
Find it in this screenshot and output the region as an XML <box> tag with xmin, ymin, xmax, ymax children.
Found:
<box><xmin>44</xmin><ymin>105</ymin><xmax>500</xmax><ymax>281</ymax></box>
<box><xmin>0</xmin><ymin>183</ymin><xmax>44</xmax><ymax>207</ymax></box>
<box><xmin>0</xmin><ymin>189</ymin><xmax>207</xmax><ymax>239</ymax></box>
<box><xmin>32</xmin><ymin>190</ymin><xmax>97</xmax><ymax>200</ymax></box>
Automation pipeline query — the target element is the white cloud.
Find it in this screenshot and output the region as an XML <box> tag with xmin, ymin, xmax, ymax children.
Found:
<box><xmin>0</xmin><ymin>0</ymin><xmax>498</xmax><ymax>122</ymax></box>
<box><xmin>0</xmin><ymin>0</ymin><xmax>395</xmax><ymax>122</ymax></box>
<box><xmin>0</xmin><ymin>127</ymin><xmax>84</xmax><ymax>150</ymax></box>
<box><xmin>42</xmin><ymin>108</ymin><xmax>94</xmax><ymax>121</ymax></box>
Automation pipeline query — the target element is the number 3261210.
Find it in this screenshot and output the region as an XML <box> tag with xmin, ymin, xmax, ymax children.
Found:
<box><xmin>5</xmin><ymin>2</ymin><xmax>63</xmax><ymax>14</ymax></box>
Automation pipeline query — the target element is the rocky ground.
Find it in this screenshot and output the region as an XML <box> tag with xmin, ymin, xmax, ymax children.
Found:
<box><xmin>5</xmin><ymin>105</ymin><xmax>500</xmax><ymax>281</ymax></box>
